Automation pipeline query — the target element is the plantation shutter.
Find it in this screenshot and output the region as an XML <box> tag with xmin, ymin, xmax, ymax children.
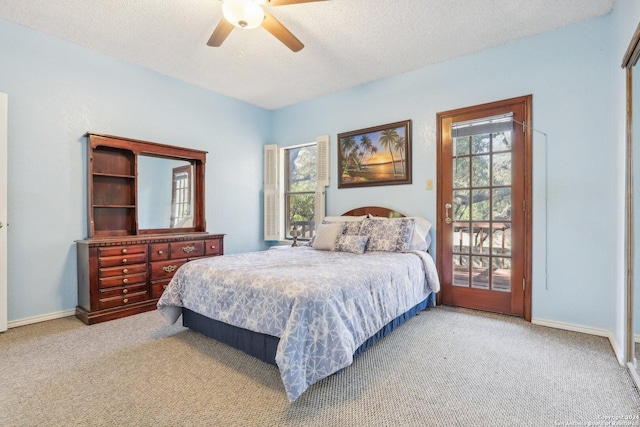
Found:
<box><xmin>315</xmin><ymin>135</ymin><xmax>329</xmax><ymax>225</ymax></box>
<box><xmin>316</xmin><ymin>134</ymin><xmax>329</xmax><ymax>187</ymax></box>
<box><xmin>264</xmin><ymin>144</ymin><xmax>280</xmax><ymax>240</ymax></box>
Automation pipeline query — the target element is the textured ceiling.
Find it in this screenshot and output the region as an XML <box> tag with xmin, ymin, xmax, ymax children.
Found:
<box><xmin>0</xmin><ymin>0</ymin><xmax>613</xmax><ymax>110</ymax></box>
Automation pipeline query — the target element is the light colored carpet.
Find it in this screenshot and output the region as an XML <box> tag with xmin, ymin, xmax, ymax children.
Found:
<box><xmin>0</xmin><ymin>306</ymin><xmax>638</xmax><ymax>426</ymax></box>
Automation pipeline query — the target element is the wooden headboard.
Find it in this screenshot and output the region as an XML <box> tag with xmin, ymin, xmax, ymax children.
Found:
<box><xmin>342</xmin><ymin>206</ymin><xmax>406</xmax><ymax>218</ymax></box>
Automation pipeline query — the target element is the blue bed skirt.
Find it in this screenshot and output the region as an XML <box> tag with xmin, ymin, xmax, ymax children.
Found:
<box><xmin>182</xmin><ymin>292</ymin><xmax>436</xmax><ymax>366</ymax></box>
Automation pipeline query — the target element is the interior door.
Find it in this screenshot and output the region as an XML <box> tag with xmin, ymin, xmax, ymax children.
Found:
<box><xmin>437</xmin><ymin>96</ymin><xmax>532</xmax><ymax>320</ymax></box>
<box><xmin>0</xmin><ymin>93</ymin><xmax>7</xmax><ymax>332</ymax></box>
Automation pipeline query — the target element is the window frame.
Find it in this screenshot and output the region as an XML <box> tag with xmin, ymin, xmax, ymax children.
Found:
<box><xmin>283</xmin><ymin>142</ymin><xmax>317</xmax><ymax>242</ymax></box>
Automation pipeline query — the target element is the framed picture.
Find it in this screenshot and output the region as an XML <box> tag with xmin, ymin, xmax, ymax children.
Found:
<box><xmin>338</xmin><ymin>120</ymin><xmax>412</xmax><ymax>188</ymax></box>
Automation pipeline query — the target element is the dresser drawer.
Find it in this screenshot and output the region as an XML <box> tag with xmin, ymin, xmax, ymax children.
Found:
<box><xmin>98</xmin><ymin>244</ymin><xmax>147</xmax><ymax>258</ymax></box>
<box><xmin>151</xmin><ymin>279</ymin><xmax>172</xmax><ymax>298</ymax></box>
<box><xmin>99</xmin><ymin>283</ymin><xmax>147</xmax><ymax>299</ymax></box>
<box><xmin>150</xmin><ymin>259</ymin><xmax>187</xmax><ymax>280</ymax></box>
<box><xmin>99</xmin><ymin>272</ymin><xmax>147</xmax><ymax>288</ymax></box>
<box><xmin>99</xmin><ymin>252</ymin><xmax>147</xmax><ymax>268</ymax></box>
<box><xmin>205</xmin><ymin>238</ymin><xmax>223</xmax><ymax>256</ymax></box>
<box><xmin>99</xmin><ymin>264</ymin><xmax>147</xmax><ymax>278</ymax></box>
<box><xmin>99</xmin><ymin>290</ymin><xmax>148</xmax><ymax>310</ymax></box>
<box><xmin>149</xmin><ymin>243</ymin><xmax>170</xmax><ymax>261</ymax></box>
<box><xmin>170</xmin><ymin>241</ymin><xmax>205</xmax><ymax>259</ymax></box>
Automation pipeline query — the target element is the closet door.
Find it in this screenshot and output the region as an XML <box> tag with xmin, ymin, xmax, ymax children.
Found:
<box><xmin>0</xmin><ymin>92</ymin><xmax>7</xmax><ymax>332</ymax></box>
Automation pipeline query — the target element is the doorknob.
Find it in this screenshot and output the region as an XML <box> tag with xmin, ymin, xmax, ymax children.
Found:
<box><xmin>445</xmin><ymin>204</ymin><xmax>452</xmax><ymax>224</ymax></box>
<box><xmin>0</xmin><ymin>222</ymin><xmax>3</xmax><ymax>229</ymax></box>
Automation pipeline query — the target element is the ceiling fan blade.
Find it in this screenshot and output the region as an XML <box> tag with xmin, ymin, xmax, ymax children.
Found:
<box><xmin>266</xmin><ymin>0</ymin><xmax>329</xmax><ymax>5</ymax></box>
<box><xmin>207</xmin><ymin>18</ymin><xmax>235</xmax><ymax>47</ymax></box>
<box><xmin>262</xmin><ymin>12</ymin><xmax>304</xmax><ymax>52</ymax></box>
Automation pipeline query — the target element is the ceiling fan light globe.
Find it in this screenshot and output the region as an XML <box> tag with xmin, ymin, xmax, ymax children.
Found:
<box><xmin>222</xmin><ymin>0</ymin><xmax>265</xmax><ymax>30</ymax></box>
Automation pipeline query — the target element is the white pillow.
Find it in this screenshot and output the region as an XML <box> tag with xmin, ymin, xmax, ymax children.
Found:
<box><xmin>311</xmin><ymin>222</ymin><xmax>344</xmax><ymax>250</ymax></box>
<box><xmin>323</xmin><ymin>215</ymin><xmax>366</xmax><ymax>223</ymax></box>
<box><xmin>368</xmin><ymin>215</ymin><xmax>432</xmax><ymax>251</ymax></box>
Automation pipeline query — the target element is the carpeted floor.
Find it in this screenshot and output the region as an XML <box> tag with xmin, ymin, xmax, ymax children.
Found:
<box><xmin>0</xmin><ymin>306</ymin><xmax>638</xmax><ymax>426</ymax></box>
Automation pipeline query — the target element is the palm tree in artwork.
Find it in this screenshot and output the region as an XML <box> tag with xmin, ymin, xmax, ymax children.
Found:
<box><xmin>394</xmin><ymin>136</ymin><xmax>405</xmax><ymax>174</ymax></box>
<box><xmin>379</xmin><ymin>128</ymin><xmax>400</xmax><ymax>177</ymax></box>
<box><xmin>359</xmin><ymin>134</ymin><xmax>374</xmax><ymax>168</ymax></box>
<box><xmin>341</xmin><ymin>136</ymin><xmax>356</xmax><ymax>173</ymax></box>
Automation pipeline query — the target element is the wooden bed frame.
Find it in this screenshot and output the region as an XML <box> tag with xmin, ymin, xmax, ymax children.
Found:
<box><xmin>342</xmin><ymin>206</ymin><xmax>405</xmax><ymax>218</ymax></box>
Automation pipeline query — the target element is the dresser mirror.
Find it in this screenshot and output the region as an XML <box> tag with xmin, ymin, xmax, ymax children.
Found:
<box><xmin>138</xmin><ymin>155</ymin><xmax>195</xmax><ymax>231</ymax></box>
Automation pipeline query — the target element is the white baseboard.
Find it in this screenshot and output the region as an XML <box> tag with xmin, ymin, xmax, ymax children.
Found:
<box><xmin>8</xmin><ymin>309</ymin><xmax>76</xmax><ymax>329</ymax></box>
<box><xmin>532</xmin><ymin>317</ymin><xmax>624</xmax><ymax>365</ymax></box>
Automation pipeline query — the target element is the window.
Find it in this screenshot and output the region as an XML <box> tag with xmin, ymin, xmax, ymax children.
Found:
<box><xmin>285</xmin><ymin>144</ymin><xmax>317</xmax><ymax>240</ymax></box>
<box><xmin>264</xmin><ymin>135</ymin><xmax>329</xmax><ymax>242</ymax></box>
<box><xmin>170</xmin><ymin>165</ymin><xmax>193</xmax><ymax>228</ymax></box>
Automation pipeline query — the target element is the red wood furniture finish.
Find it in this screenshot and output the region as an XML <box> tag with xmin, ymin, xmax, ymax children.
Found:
<box><xmin>76</xmin><ymin>233</ymin><xmax>224</xmax><ymax>325</ymax></box>
<box><xmin>77</xmin><ymin>133</ymin><xmax>223</xmax><ymax>324</ymax></box>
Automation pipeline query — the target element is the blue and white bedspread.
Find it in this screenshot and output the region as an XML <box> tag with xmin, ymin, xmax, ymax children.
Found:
<box><xmin>157</xmin><ymin>246</ymin><xmax>440</xmax><ymax>402</ymax></box>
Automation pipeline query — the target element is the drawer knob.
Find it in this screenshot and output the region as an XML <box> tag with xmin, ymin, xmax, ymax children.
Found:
<box><xmin>163</xmin><ymin>265</ymin><xmax>177</xmax><ymax>273</ymax></box>
<box><xmin>210</xmin><ymin>245</ymin><xmax>216</xmax><ymax>249</ymax></box>
<box><xmin>123</xmin><ymin>288</ymin><xmax>128</xmax><ymax>294</ymax></box>
<box><xmin>182</xmin><ymin>246</ymin><xmax>195</xmax><ymax>253</ymax></box>
<box><xmin>158</xmin><ymin>250</ymin><xmax>164</xmax><ymax>255</ymax></box>
<box><xmin>122</xmin><ymin>268</ymin><xmax>129</xmax><ymax>274</ymax></box>
<box><xmin>123</xmin><ymin>298</ymin><xmax>129</xmax><ymax>304</ymax></box>
<box><xmin>121</xmin><ymin>248</ymin><xmax>128</xmax><ymax>254</ymax></box>
<box><xmin>122</xmin><ymin>258</ymin><xmax>128</xmax><ymax>264</ymax></box>
<box><xmin>123</xmin><ymin>278</ymin><xmax>128</xmax><ymax>284</ymax></box>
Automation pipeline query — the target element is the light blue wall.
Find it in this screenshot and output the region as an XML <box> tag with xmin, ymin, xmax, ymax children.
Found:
<box><xmin>271</xmin><ymin>15</ymin><xmax>616</xmax><ymax>331</ymax></box>
<box><xmin>0</xmin><ymin>19</ymin><xmax>269</xmax><ymax>322</ymax></box>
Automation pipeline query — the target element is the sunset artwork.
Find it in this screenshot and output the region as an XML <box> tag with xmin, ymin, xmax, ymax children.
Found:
<box><xmin>338</xmin><ymin>120</ymin><xmax>412</xmax><ymax>188</ymax></box>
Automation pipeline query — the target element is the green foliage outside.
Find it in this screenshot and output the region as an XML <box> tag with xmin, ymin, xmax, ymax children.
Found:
<box><xmin>286</xmin><ymin>145</ymin><xmax>317</xmax><ymax>238</ymax></box>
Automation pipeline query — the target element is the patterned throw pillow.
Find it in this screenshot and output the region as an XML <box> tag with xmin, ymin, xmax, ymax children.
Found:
<box><xmin>341</xmin><ymin>220</ymin><xmax>363</xmax><ymax>236</ymax></box>
<box><xmin>359</xmin><ymin>218</ymin><xmax>415</xmax><ymax>252</ymax></box>
<box><xmin>334</xmin><ymin>235</ymin><xmax>369</xmax><ymax>254</ymax></box>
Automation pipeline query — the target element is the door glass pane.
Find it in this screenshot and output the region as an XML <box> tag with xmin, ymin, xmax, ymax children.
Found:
<box><xmin>453</xmin><ymin>223</ymin><xmax>470</xmax><ymax>253</ymax></box>
<box><xmin>453</xmin><ymin>255</ymin><xmax>469</xmax><ymax>287</ymax></box>
<box><xmin>454</xmin><ymin>137</ymin><xmax>470</xmax><ymax>156</ymax></box>
<box><xmin>492</xmin><ymin>257</ymin><xmax>511</xmax><ymax>292</ymax></box>
<box><xmin>492</xmin><ymin>224</ymin><xmax>511</xmax><ymax>256</ymax></box>
<box><xmin>453</xmin><ymin>190</ymin><xmax>470</xmax><ymax>221</ymax></box>
<box><xmin>471</xmin><ymin>224</ymin><xmax>490</xmax><ymax>254</ymax></box>
<box><xmin>454</xmin><ymin>157</ymin><xmax>470</xmax><ymax>189</ymax></box>
<box><xmin>492</xmin><ymin>132</ymin><xmax>511</xmax><ymax>152</ymax></box>
<box><xmin>492</xmin><ymin>188</ymin><xmax>511</xmax><ymax>221</ymax></box>
<box><xmin>472</xmin><ymin>155</ymin><xmax>490</xmax><ymax>187</ymax></box>
<box><xmin>492</xmin><ymin>152</ymin><xmax>511</xmax><ymax>186</ymax></box>
<box><xmin>471</xmin><ymin>189</ymin><xmax>490</xmax><ymax>221</ymax></box>
<box><xmin>471</xmin><ymin>256</ymin><xmax>490</xmax><ymax>289</ymax></box>
<box><xmin>471</xmin><ymin>134</ymin><xmax>490</xmax><ymax>154</ymax></box>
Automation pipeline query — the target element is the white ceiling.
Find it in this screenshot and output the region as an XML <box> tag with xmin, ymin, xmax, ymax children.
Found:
<box><xmin>0</xmin><ymin>0</ymin><xmax>613</xmax><ymax>110</ymax></box>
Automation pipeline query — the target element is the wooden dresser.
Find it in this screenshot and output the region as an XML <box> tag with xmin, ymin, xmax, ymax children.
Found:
<box><xmin>76</xmin><ymin>233</ymin><xmax>223</xmax><ymax>325</ymax></box>
<box><xmin>76</xmin><ymin>133</ymin><xmax>221</xmax><ymax>324</ymax></box>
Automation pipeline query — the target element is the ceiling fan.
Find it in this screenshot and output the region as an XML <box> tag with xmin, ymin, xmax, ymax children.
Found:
<box><xmin>207</xmin><ymin>0</ymin><xmax>328</xmax><ymax>52</ymax></box>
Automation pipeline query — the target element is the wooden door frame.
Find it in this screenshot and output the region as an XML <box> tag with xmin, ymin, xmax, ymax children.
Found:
<box><xmin>436</xmin><ymin>95</ymin><xmax>533</xmax><ymax>321</ymax></box>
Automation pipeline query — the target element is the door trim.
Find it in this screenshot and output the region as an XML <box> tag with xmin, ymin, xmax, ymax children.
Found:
<box><xmin>0</xmin><ymin>92</ymin><xmax>7</xmax><ymax>332</ymax></box>
<box><xmin>436</xmin><ymin>95</ymin><xmax>532</xmax><ymax>321</ymax></box>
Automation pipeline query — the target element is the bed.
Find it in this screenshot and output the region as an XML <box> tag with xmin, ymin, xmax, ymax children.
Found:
<box><xmin>157</xmin><ymin>207</ymin><xmax>440</xmax><ymax>402</ymax></box>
